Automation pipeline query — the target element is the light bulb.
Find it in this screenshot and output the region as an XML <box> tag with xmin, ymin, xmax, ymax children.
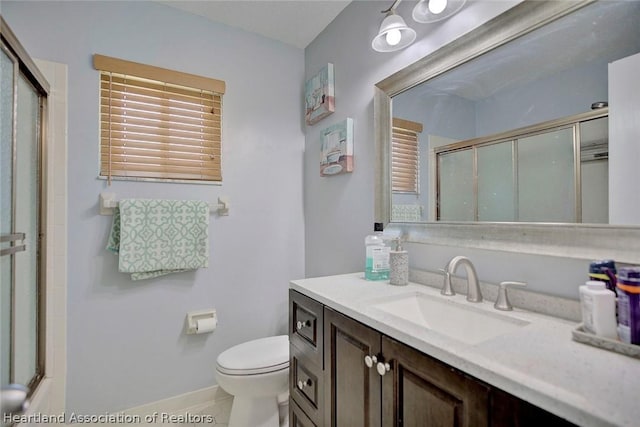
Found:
<box><xmin>429</xmin><ymin>0</ymin><xmax>448</xmax><ymax>14</ymax></box>
<box><xmin>385</xmin><ymin>29</ymin><xmax>402</xmax><ymax>46</ymax></box>
<box><xmin>415</xmin><ymin>1</ymin><xmax>429</xmax><ymax>16</ymax></box>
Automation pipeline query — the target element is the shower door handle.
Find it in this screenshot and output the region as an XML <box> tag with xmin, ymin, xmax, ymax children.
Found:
<box><xmin>1</xmin><ymin>384</ymin><xmax>30</xmax><ymax>420</ymax></box>
<box><xmin>0</xmin><ymin>233</ymin><xmax>26</xmax><ymax>257</ymax></box>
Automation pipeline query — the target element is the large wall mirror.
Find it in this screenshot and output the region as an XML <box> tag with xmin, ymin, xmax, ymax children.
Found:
<box><xmin>375</xmin><ymin>0</ymin><xmax>640</xmax><ymax>263</ymax></box>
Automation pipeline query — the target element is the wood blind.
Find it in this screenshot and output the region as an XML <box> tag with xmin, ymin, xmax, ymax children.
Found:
<box><xmin>392</xmin><ymin>118</ymin><xmax>423</xmax><ymax>193</ymax></box>
<box><xmin>94</xmin><ymin>54</ymin><xmax>225</xmax><ymax>183</ymax></box>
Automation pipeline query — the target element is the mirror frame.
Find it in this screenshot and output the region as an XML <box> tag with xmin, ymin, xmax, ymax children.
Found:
<box><xmin>374</xmin><ymin>0</ymin><xmax>640</xmax><ymax>264</ymax></box>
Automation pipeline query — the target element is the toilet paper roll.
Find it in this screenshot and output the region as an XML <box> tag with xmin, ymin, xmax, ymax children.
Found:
<box><xmin>195</xmin><ymin>317</ymin><xmax>217</xmax><ymax>334</ymax></box>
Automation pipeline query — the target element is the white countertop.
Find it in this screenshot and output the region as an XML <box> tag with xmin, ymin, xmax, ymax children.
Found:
<box><xmin>290</xmin><ymin>273</ymin><xmax>640</xmax><ymax>427</ymax></box>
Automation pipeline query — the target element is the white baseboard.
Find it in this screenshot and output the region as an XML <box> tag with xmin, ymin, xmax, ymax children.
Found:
<box><xmin>52</xmin><ymin>386</ymin><xmax>231</xmax><ymax>426</ymax></box>
<box><xmin>122</xmin><ymin>385</ymin><xmax>232</xmax><ymax>417</ymax></box>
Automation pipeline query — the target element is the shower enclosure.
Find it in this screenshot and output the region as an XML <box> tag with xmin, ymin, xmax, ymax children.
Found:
<box><xmin>1</xmin><ymin>17</ymin><xmax>49</xmax><ymax>417</ymax></box>
<box><xmin>435</xmin><ymin>110</ymin><xmax>609</xmax><ymax>223</ymax></box>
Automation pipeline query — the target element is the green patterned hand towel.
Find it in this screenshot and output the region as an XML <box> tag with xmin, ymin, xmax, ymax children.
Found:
<box><xmin>106</xmin><ymin>199</ymin><xmax>209</xmax><ymax>280</ymax></box>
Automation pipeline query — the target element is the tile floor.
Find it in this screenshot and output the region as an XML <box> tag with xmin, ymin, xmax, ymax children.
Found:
<box><xmin>171</xmin><ymin>397</ymin><xmax>233</xmax><ymax>426</ymax></box>
<box><xmin>164</xmin><ymin>397</ymin><xmax>289</xmax><ymax>426</ymax></box>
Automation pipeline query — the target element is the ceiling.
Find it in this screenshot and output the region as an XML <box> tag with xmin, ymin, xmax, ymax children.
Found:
<box><xmin>160</xmin><ymin>0</ymin><xmax>352</xmax><ymax>49</ymax></box>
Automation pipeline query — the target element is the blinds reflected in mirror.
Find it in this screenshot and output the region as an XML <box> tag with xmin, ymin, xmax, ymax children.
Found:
<box><xmin>392</xmin><ymin>118</ymin><xmax>422</xmax><ymax>193</ymax></box>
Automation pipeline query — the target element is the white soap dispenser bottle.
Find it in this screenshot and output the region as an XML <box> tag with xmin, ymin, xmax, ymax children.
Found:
<box><xmin>389</xmin><ymin>238</ymin><xmax>409</xmax><ymax>286</ymax></box>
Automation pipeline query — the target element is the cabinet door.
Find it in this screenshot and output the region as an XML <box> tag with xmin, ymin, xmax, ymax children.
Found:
<box><xmin>324</xmin><ymin>307</ymin><xmax>382</xmax><ymax>427</ymax></box>
<box><xmin>291</xmin><ymin>398</ymin><xmax>317</xmax><ymax>427</ymax></box>
<box><xmin>490</xmin><ymin>388</ymin><xmax>576</xmax><ymax>427</ymax></box>
<box><xmin>381</xmin><ymin>336</ymin><xmax>490</xmax><ymax>427</ymax></box>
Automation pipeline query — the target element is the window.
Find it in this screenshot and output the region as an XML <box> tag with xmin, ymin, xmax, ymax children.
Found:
<box><xmin>392</xmin><ymin>118</ymin><xmax>422</xmax><ymax>193</ymax></box>
<box><xmin>93</xmin><ymin>54</ymin><xmax>225</xmax><ymax>183</ymax></box>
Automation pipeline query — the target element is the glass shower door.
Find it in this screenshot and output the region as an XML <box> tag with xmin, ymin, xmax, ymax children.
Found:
<box><xmin>1</xmin><ymin>30</ymin><xmax>45</xmax><ymax>416</ymax></box>
<box><xmin>1</xmin><ymin>40</ymin><xmax>15</xmax><ymax>391</ymax></box>
<box><xmin>438</xmin><ymin>149</ymin><xmax>474</xmax><ymax>221</ymax></box>
<box><xmin>13</xmin><ymin>71</ymin><xmax>41</xmax><ymax>387</ymax></box>
<box><xmin>517</xmin><ymin>127</ymin><xmax>575</xmax><ymax>222</ymax></box>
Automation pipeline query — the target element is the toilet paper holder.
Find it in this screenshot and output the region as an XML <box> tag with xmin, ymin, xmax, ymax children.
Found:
<box><xmin>186</xmin><ymin>309</ymin><xmax>217</xmax><ymax>335</ymax></box>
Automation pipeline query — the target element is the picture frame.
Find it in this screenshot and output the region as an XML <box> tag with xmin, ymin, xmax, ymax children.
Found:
<box><xmin>320</xmin><ymin>118</ymin><xmax>354</xmax><ymax>177</ymax></box>
<box><xmin>305</xmin><ymin>63</ymin><xmax>335</xmax><ymax>125</ymax></box>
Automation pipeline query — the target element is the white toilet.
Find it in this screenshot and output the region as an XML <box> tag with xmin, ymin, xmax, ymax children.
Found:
<box><xmin>215</xmin><ymin>335</ymin><xmax>290</xmax><ymax>427</ymax></box>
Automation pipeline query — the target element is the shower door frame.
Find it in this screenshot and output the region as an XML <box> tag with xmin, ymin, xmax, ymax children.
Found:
<box><xmin>433</xmin><ymin>108</ymin><xmax>609</xmax><ymax>223</ymax></box>
<box><xmin>1</xmin><ymin>16</ymin><xmax>49</xmax><ymax>395</ymax></box>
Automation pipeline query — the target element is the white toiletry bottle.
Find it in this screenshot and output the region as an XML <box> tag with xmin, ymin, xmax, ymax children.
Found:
<box><xmin>389</xmin><ymin>238</ymin><xmax>408</xmax><ymax>286</ymax></box>
<box><xmin>579</xmin><ymin>280</ymin><xmax>617</xmax><ymax>339</ymax></box>
<box><xmin>365</xmin><ymin>223</ymin><xmax>390</xmax><ymax>281</ymax></box>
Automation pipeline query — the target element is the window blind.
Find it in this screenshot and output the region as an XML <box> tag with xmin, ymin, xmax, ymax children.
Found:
<box><xmin>392</xmin><ymin>118</ymin><xmax>423</xmax><ymax>193</ymax></box>
<box><xmin>94</xmin><ymin>54</ymin><xmax>225</xmax><ymax>183</ymax></box>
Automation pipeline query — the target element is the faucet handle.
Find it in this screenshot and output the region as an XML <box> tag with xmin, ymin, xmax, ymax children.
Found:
<box><xmin>494</xmin><ymin>281</ymin><xmax>527</xmax><ymax>311</ymax></box>
<box><xmin>439</xmin><ymin>268</ymin><xmax>455</xmax><ymax>296</ymax></box>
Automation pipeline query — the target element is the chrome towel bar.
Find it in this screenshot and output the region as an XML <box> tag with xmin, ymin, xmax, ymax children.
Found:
<box><xmin>98</xmin><ymin>192</ymin><xmax>229</xmax><ymax>216</ymax></box>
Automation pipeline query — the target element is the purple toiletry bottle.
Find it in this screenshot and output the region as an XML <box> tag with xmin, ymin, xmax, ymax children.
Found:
<box><xmin>617</xmin><ymin>267</ymin><xmax>640</xmax><ymax>345</ymax></box>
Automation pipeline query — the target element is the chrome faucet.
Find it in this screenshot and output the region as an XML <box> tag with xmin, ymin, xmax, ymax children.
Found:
<box><xmin>442</xmin><ymin>256</ymin><xmax>483</xmax><ymax>302</ymax></box>
<box><xmin>494</xmin><ymin>281</ymin><xmax>527</xmax><ymax>311</ymax></box>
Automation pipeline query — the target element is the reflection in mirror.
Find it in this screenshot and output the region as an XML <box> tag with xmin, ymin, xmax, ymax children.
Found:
<box><xmin>477</xmin><ymin>140</ymin><xmax>514</xmax><ymax>222</ymax></box>
<box><xmin>581</xmin><ymin>117</ymin><xmax>609</xmax><ymax>223</ymax></box>
<box><xmin>517</xmin><ymin>127</ymin><xmax>575</xmax><ymax>222</ymax></box>
<box><xmin>390</xmin><ymin>0</ymin><xmax>640</xmax><ymax>224</ymax></box>
<box><xmin>438</xmin><ymin>148</ymin><xmax>473</xmax><ymax>221</ymax></box>
<box><xmin>434</xmin><ymin>112</ymin><xmax>608</xmax><ymax>222</ymax></box>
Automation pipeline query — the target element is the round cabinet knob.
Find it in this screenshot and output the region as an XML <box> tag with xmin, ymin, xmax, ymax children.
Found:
<box><xmin>297</xmin><ymin>379</ymin><xmax>311</xmax><ymax>390</ymax></box>
<box><xmin>376</xmin><ymin>362</ymin><xmax>391</xmax><ymax>376</ymax></box>
<box><xmin>364</xmin><ymin>355</ymin><xmax>377</xmax><ymax>368</ymax></box>
<box><xmin>296</xmin><ymin>320</ymin><xmax>309</xmax><ymax>330</ymax></box>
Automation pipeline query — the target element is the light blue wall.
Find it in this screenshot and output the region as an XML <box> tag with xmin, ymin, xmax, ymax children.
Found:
<box><xmin>395</xmin><ymin>89</ymin><xmax>477</xmax><ymax>142</ymax></box>
<box><xmin>304</xmin><ymin>0</ymin><xmax>593</xmax><ymax>299</ymax></box>
<box><xmin>303</xmin><ymin>0</ymin><xmax>522</xmax><ymax>278</ymax></box>
<box><xmin>475</xmin><ymin>60</ymin><xmax>609</xmax><ymax>136</ymax></box>
<box><xmin>396</xmin><ymin>60</ymin><xmax>609</xmax><ymax>141</ymax></box>
<box><xmin>2</xmin><ymin>0</ymin><xmax>305</xmax><ymax>414</ymax></box>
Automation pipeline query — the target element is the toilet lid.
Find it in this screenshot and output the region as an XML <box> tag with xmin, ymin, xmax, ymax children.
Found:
<box><xmin>216</xmin><ymin>335</ymin><xmax>289</xmax><ymax>375</ymax></box>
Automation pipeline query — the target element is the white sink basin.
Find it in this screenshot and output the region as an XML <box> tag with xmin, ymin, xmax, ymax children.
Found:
<box><xmin>370</xmin><ymin>292</ymin><xmax>529</xmax><ymax>345</ymax></box>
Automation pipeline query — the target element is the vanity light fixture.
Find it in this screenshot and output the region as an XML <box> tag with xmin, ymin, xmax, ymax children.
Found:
<box><xmin>373</xmin><ymin>0</ymin><xmax>468</xmax><ymax>52</ymax></box>
<box><xmin>372</xmin><ymin>0</ymin><xmax>417</xmax><ymax>52</ymax></box>
<box><xmin>412</xmin><ymin>0</ymin><xmax>467</xmax><ymax>23</ymax></box>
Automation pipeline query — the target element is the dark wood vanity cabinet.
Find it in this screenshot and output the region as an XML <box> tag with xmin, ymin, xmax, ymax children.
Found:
<box><xmin>290</xmin><ymin>290</ymin><xmax>575</xmax><ymax>427</ymax></box>
<box><xmin>324</xmin><ymin>307</ymin><xmax>489</xmax><ymax>427</ymax></box>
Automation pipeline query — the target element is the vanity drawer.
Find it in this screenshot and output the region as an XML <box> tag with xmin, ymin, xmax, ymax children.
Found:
<box><xmin>290</xmin><ymin>344</ymin><xmax>323</xmax><ymax>427</ymax></box>
<box><xmin>289</xmin><ymin>289</ymin><xmax>323</xmax><ymax>365</ymax></box>
<box><xmin>290</xmin><ymin>398</ymin><xmax>316</xmax><ymax>427</ymax></box>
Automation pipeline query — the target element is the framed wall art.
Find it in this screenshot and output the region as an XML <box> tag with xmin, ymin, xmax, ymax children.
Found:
<box><xmin>305</xmin><ymin>63</ymin><xmax>335</xmax><ymax>125</ymax></box>
<box><xmin>320</xmin><ymin>118</ymin><xmax>353</xmax><ymax>177</ymax></box>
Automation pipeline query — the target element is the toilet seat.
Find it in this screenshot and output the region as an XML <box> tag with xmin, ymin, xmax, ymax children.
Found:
<box><xmin>216</xmin><ymin>335</ymin><xmax>289</xmax><ymax>376</ymax></box>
